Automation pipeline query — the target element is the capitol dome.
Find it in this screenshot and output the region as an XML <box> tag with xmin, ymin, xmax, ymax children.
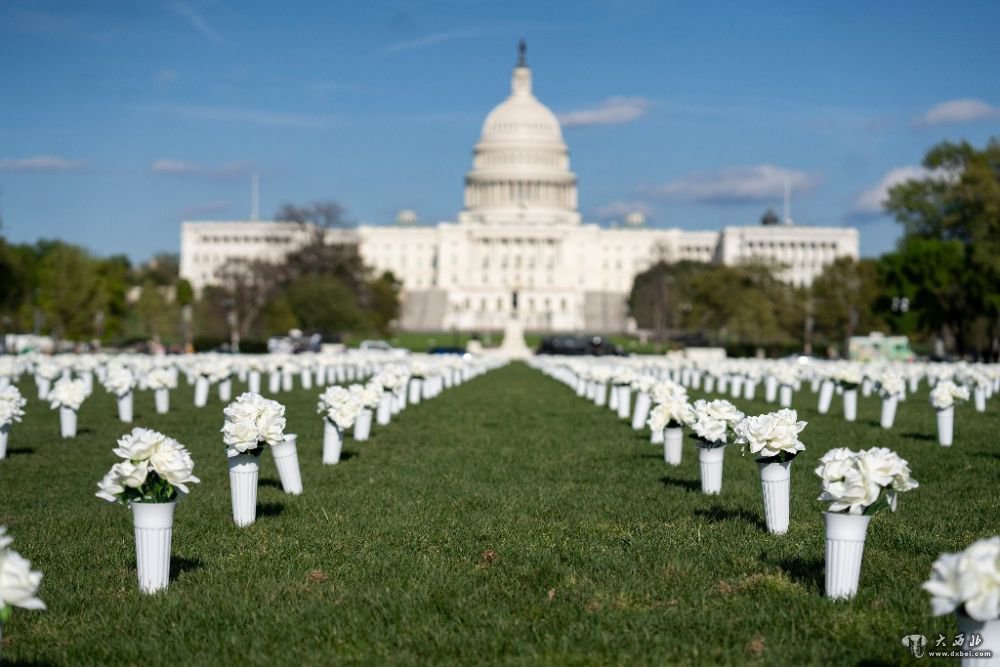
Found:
<box><xmin>460</xmin><ymin>42</ymin><xmax>580</xmax><ymax>226</ymax></box>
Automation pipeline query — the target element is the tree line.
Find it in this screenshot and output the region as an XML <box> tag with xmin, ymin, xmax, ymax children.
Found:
<box><xmin>628</xmin><ymin>139</ymin><xmax>1000</xmax><ymax>360</ymax></box>
<box><xmin>0</xmin><ymin>202</ymin><xmax>400</xmax><ymax>351</ymax></box>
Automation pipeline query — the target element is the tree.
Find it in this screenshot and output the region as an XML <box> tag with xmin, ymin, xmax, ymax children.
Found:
<box><xmin>274</xmin><ymin>201</ymin><xmax>348</xmax><ymax>228</ymax></box>
<box><xmin>885</xmin><ymin>138</ymin><xmax>1000</xmax><ymax>357</ymax></box>
<box><xmin>810</xmin><ymin>257</ymin><xmax>886</xmax><ymax>351</ymax></box>
<box><xmin>34</xmin><ymin>242</ymin><xmax>105</xmax><ymax>341</ymax></box>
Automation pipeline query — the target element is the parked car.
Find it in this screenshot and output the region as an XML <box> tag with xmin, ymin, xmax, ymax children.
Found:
<box><xmin>537</xmin><ymin>335</ymin><xmax>624</xmax><ymax>356</ymax></box>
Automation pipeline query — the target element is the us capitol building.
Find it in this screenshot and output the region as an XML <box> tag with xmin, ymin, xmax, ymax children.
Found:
<box><xmin>180</xmin><ymin>45</ymin><xmax>858</xmax><ymax>333</ymax></box>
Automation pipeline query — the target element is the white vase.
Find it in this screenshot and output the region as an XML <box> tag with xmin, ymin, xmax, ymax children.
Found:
<box><xmin>765</xmin><ymin>376</ymin><xmax>778</xmax><ymax>402</ymax></box>
<box><xmin>117</xmin><ymin>391</ymin><xmax>134</xmax><ymax>423</ymax></box>
<box><xmin>937</xmin><ymin>406</ymin><xmax>954</xmax><ymax>446</ymax></box>
<box><xmin>154</xmin><ymin>388</ymin><xmax>170</xmax><ymax>414</ymax></box>
<box><xmin>823</xmin><ymin>511</ymin><xmax>872</xmax><ymax>599</ymax></box>
<box><xmin>956</xmin><ymin>612</ymin><xmax>1000</xmax><ymax>667</ymax></box>
<box><xmin>631</xmin><ymin>392</ymin><xmax>651</xmax><ymax>430</ymax></box>
<box><xmin>608</xmin><ymin>384</ymin><xmax>619</xmax><ymax>411</ymax></box>
<box><xmin>268</xmin><ymin>372</ymin><xmax>281</xmax><ymax>393</ymax></box>
<box><xmin>698</xmin><ymin>445</ymin><xmax>725</xmax><ymax>495</ymax></box>
<box><xmin>704</xmin><ymin>376</ymin><xmax>715</xmax><ymax>393</ymax></box>
<box><xmin>271</xmin><ymin>434</ymin><xmax>303</xmax><ymax>495</ymax></box>
<box><xmin>650</xmin><ymin>427</ymin><xmax>664</xmax><ymax>444</ymax></box>
<box><xmin>248</xmin><ymin>370</ymin><xmax>261</xmax><ymax>394</ymax></box>
<box><xmin>323</xmin><ymin>420</ymin><xmax>343</xmax><ymax>464</ymax></box>
<box><xmin>376</xmin><ymin>393</ymin><xmax>392</xmax><ymax>425</ymax></box>
<box><xmin>664</xmin><ymin>427</ymin><xmax>683</xmax><ymax>466</ymax></box>
<box><xmin>974</xmin><ymin>388</ymin><xmax>986</xmax><ymax>413</ymax></box>
<box><xmin>880</xmin><ymin>396</ymin><xmax>897</xmax><ymax>429</ymax></box>
<box><xmin>744</xmin><ymin>380</ymin><xmax>757</xmax><ymax>401</ymax></box>
<box><xmin>194</xmin><ymin>377</ymin><xmax>209</xmax><ymax>407</ymax></box>
<box><xmin>132</xmin><ymin>501</ymin><xmax>175</xmax><ymax>594</ymax></box>
<box><xmin>37</xmin><ymin>377</ymin><xmax>51</xmax><ymax>400</ymax></box>
<box><xmin>818</xmin><ymin>380</ymin><xmax>834</xmax><ymax>414</ymax></box>
<box><xmin>594</xmin><ymin>383</ymin><xmax>608</xmax><ymax>407</ymax></box>
<box><xmin>779</xmin><ymin>385</ymin><xmax>793</xmax><ymax>407</ymax></box>
<box><xmin>408</xmin><ymin>379</ymin><xmax>423</xmax><ymax>405</ymax></box>
<box><xmin>300</xmin><ymin>370</ymin><xmax>313</xmax><ymax>390</ymax></box>
<box><xmin>59</xmin><ymin>407</ymin><xmax>77</xmax><ymax>438</ymax></box>
<box><xmin>729</xmin><ymin>377</ymin><xmax>743</xmax><ymax>399</ymax></box>
<box><xmin>843</xmin><ymin>388</ymin><xmax>858</xmax><ymax>422</ymax></box>
<box><xmin>354</xmin><ymin>409</ymin><xmax>373</xmax><ymax>442</ymax></box>
<box><xmin>758</xmin><ymin>460</ymin><xmax>792</xmax><ymax>534</ymax></box>
<box><xmin>228</xmin><ymin>454</ymin><xmax>259</xmax><ymax>527</ymax></box>
<box><xmin>218</xmin><ymin>378</ymin><xmax>232</xmax><ymax>402</ymax></box>
<box><xmin>0</xmin><ymin>423</ymin><xmax>9</xmax><ymax>459</ymax></box>
<box><xmin>281</xmin><ymin>372</ymin><xmax>293</xmax><ymax>392</ymax></box>
<box><xmin>616</xmin><ymin>386</ymin><xmax>630</xmax><ymax>419</ymax></box>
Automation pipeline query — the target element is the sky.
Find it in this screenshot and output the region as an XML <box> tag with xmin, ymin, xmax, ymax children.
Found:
<box><xmin>1</xmin><ymin>0</ymin><xmax>999</xmax><ymax>262</ymax></box>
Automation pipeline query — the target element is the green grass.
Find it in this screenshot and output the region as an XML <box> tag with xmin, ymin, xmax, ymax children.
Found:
<box><xmin>0</xmin><ymin>363</ymin><xmax>998</xmax><ymax>665</ymax></box>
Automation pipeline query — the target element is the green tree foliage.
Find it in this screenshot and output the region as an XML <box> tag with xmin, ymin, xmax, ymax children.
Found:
<box><xmin>810</xmin><ymin>257</ymin><xmax>886</xmax><ymax>347</ymax></box>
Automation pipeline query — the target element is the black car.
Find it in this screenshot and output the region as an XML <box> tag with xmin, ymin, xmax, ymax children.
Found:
<box><xmin>537</xmin><ymin>335</ymin><xmax>624</xmax><ymax>356</ymax></box>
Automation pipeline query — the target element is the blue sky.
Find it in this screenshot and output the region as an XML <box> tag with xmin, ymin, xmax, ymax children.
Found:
<box><xmin>1</xmin><ymin>0</ymin><xmax>999</xmax><ymax>261</ymax></box>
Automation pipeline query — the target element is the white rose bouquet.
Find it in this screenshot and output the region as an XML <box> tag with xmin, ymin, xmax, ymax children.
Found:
<box><xmin>930</xmin><ymin>380</ymin><xmax>970</xmax><ymax>410</ymax></box>
<box><xmin>815</xmin><ymin>446</ymin><xmax>918</xmax><ymax>515</ymax></box>
<box><xmin>0</xmin><ymin>527</ymin><xmax>45</xmax><ymax>621</ymax></box>
<box><xmin>735</xmin><ymin>408</ymin><xmax>807</xmax><ymax>462</ymax></box>
<box><xmin>35</xmin><ymin>361</ymin><xmax>61</xmax><ymax>382</ymax></box>
<box><xmin>923</xmin><ymin>536</ymin><xmax>1000</xmax><ymax>622</ymax></box>
<box><xmin>0</xmin><ymin>386</ymin><xmax>27</xmax><ymax>427</ymax></box>
<box><xmin>647</xmin><ymin>396</ymin><xmax>693</xmax><ymax>431</ymax></box>
<box><xmin>650</xmin><ymin>380</ymin><xmax>686</xmax><ymax>405</ymax></box>
<box><xmin>876</xmin><ymin>371</ymin><xmax>905</xmax><ymax>399</ymax></box>
<box><xmin>221</xmin><ymin>393</ymin><xmax>287</xmax><ymax>458</ymax></box>
<box><xmin>317</xmin><ymin>386</ymin><xmax>362</xmax><ymax>430</ymax></box>
<box><xmin>47</xmin><ymin>378</ymin><xmax>87</xmax><ymax>411</ymax></box>
<box><xmin>96</xmin><ymin>427</ymin><xmax>200</xmax><ymax>504</ymax></box>
<box><xmin>631</xmin><ymin>375</ymin><xmax>657</xmax><ymax>394</ymax></box>
<box><xmin>689</xmin><ymin>399</ymin><xmax>745</xmax><ymax>447</ymax></box>
<box><xmin>612</xmin><ymin>368</ymin><xmax>636</xmax><ymax>387</ymax></box>
<box><xmin>835</xmin><ymin>366</ymin><xmax>862</xmax><ymax>389</ymax></box>
<box><xmin>141</xmin><ymin>367</ymin><xmax>174</xmax><ymax>391</ymax></box>
<box><xmin>102</xmin><ymin>365</ymin><xmax>137</xmax><ymax>398</ymax></box>
<box><xmin>350</xmin><ymin>383</ymin><xmax>382</xmax><ymax>410</ymax></box>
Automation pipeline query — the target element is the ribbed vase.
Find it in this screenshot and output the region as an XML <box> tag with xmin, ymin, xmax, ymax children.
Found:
<box><xmin>59</xmin><ymin>407</ymin><xmax>77</xmax><ymax>438</ymax></box>
<box><xmin>936</xmin><ymin>406</ymin><xmax>954</xmax><ymax>446</ymax></box>
<box><xmin>956</xmin><ymin>613</ymin><xmax>1000</xmax><ymax>667</ymax></box>
<box><xmin>698</xmin><ymin>445</ymin><xmax>725</xmax><ymax>495</ymax></box>
<box><xmin>823</xmin><ymin>511</ymin><xmax>872</xmax><ymax>599</ymax></box>
<box><xmin>323</xmin><ymin>420</ymin><xmax>343</xmax><ymax>464</ymax></box>
<box><xmin>194</xmin><ymin>377</ymin><xmax>209</xmax><ymax>407</ymax></box>
<box><xmin>664</xmin><ymin>427</ymin><xmax>683</xmax><ymax>466</ymax></box>
<box><xmin>154</xmin><ymin>388</ymin><xmax>170</xmax><ymax>414</ymax></box>
<box><xmin>843</xmin><ymin>389</ymin><xmax>858</xmax><ymax>422</ymax></box>
<box><xmin>376</xmin><ymin>393</ymin><xmax>392</xmax><ymax>425</ymax></box>
<box><xmin>817</xmin><ymin>381</ymin><xmax>834</xmax><ymax>414</ymax></box>
<box><xmin>218</xmin><ymin>378</ymin><xmax>232</xmax><ymax>402</ymax></box>
<box><xmin>779</xmin><ymin>385</ymin><xmax>793</xmax><ymax>407</ymax></box>
<box><xmin>117</xmin><ymin>392</ymin><xmax>134</xmax><ymax>423</ymax></box>
<box><xmin>248</xmin><ymin>371</ymin><xmax>261</xmax><ymax>394</ymax></box>
<box><xmin>132</xmin><ymin>501</ymin><xmax>176</xmax><ymax>594</ymax></box>
<box><xmin>228</xmin><ymin>454</ymin><xmax>259</xmax><ymax>527</ymax></box>
<box><xmin>271</xmin><ymin>434</ymin><xmax>303</xmax><ymax>495</ymax></box>
<box><xmin>354</xmin><ymin>409</ymin><xmax>373</xmax><ymax>442</ymax></box>
<box><xmin>758</xmin><ymin>459</ymin><xmax>792</xmax><ymax>534</ymax></box>
<box><xmin>616</xmin><ymin>386</ymin><xmax>630</xmax><ymax>419</ymax></box>
<box><xmin>880</xmin><ymin>397</ymin><xmax>897</xmax><ymax>429</ymax></box>
<box><xmin>631</xmin><ymin>392</ymin><xmax>651</xmax><ymax>430</ymax></box>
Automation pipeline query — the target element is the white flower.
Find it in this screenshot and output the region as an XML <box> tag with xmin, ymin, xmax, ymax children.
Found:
<box><xmin>0</xmin><ymin>386</ymin><xmax>27</xmax><ymax>427</ymax></box>
<box><xmin>35</xmin><ymin>361</ymin><xmax>61</xmax><ymax>381</ymax></box>
<box><xmin>650</xmin><ymin>380</ymin><xmax>687</xmax><ymax>405</ymax></box>
<box><xmin>835</xmin><ymin>366</ymin><xmax>863</xmax><ymax>387</ymax></box>
<box><xmin>95</xmin><ymin>461</ymin><xmax>150</xmax><ymax>504</ymax></box>
<box><xmin>149</xmin><ymin>439</ymin><xmax>199</xmax><ymax>494</ymax></box>
<box><xmin>631</xmin><ymin>375</ymin><xmax>657</xmax><ymax>393</ymax></box>
<box><xmin>647</xmin><ymin>396</ymin><xmax>693</xmax><ymax>431</ymax></box>
<box><xmin>923</xmin><ymin>537</ymin><xmax>1000</xmax><ymax>621</ymax></box>
<box><xmin>690</xmin><ymin>399</ymin><xmax>744</xmax><ymax>445</ymax></box>
<box><xmin>102</xmin><ymin>365</ymin><xmax>136</xmax><ymax>397</ymax></box>
<box><xmin>112</xmin><ymin>427</ymin><xmax>166</xmax><ymax>461</ymax></box>
<box><xmin>735</xmin><ymin>408</ymin><xmax>807</xmax><ymax>459</ymax></box>
<box><xmin>877</xmin><ymin>371</ymin><xmax>905</xmax><ymax>399</ymax></box>
<box><xmin>815</xmin><ymin>446</ymin><xmax>918</xmax><ymax>514</ymax></box>
<box><xmin>930</xmin><ymin>380</ymin><xmax>970</xmax><ymax>410</ymax></box>
<box><xmin>222</xmin><ymin>393</ymin><xmax>287</xmax><ymax>457</ymax></box>
<box><xmin>317</xmin><ymin>386</ymin><xmax>362</xmax><ymax>430</ymax></box>
<box><xmin>0</xmin><ymin>539</ymin><xmax>46</xmax><ymax>611</ymax></box>
<box><xmin>141</xmin><ymin>367</ymin><xmax>173</xmax><ymax>391</ymax></box>
<box><xmin>47</xmin><ymin>378</ymin><xmax>87</xmax><ymax>411</ymax></box>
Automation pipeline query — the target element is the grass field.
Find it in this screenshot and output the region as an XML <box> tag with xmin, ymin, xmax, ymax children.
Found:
<box><xmin>0</xmin><ymin>362</ymin><xmax>998</xmax><ymax>665</ymax></box>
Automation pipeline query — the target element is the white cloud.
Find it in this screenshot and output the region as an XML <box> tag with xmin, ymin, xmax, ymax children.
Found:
<box><xmin>915</xmin><ymin>98</ymin><xmax>1000</xmax><ymax>126</ymax></box>
<box><xmin>151</xmin><ymin>159</ymin><xmax>200</xmax><ymax>175</ymax></box>
<box><xmin>559</xmin><ymin>97</ymin><xmax>650</xmax><ymax>128</ymax></box>
<box><xmin>167</xmin><ymin>1</ymin><xmax>223</xmax><ymax>43</ymax></box>
<box><xmin>0</xmin><ymin>156</ymin><xmax>86</xmax><ymax>172</ymax></box>
<box><xmin>643</xmin><ymin>164</ymin><xmax>817</xmax><ymax>204</ymax></box>
<box><xmin>383</xmin><ymin>28</ymin><xmax>480</xmax><ymax>54</ymax></box>
<box><xmin>852</xmin><ymin>165</ymin><xmax>932</xmax><ymax>215</ymax></box>
<box><xmin>593</xmin><ymin>200</ymin><xmax>654</xmax><ymax>220</ymax></box>
<box><xmin>151</xmin><ymin>104</ymin><xmax>335</xmax><ymax>128</ymax></box>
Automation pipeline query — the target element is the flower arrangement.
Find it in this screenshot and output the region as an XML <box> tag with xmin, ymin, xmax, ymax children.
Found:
<box><xmin>834</xmin><ymin>365</ymin><xmax>862</xmax><ymax>389</ymax></box>
<box><xmin>96</xmin><ymin>427</ymin><xmax>200</xmax><ymax>504</ymax></box>
<box><xmin>47</xmin><ymin>378</ymin><xmax>87</xmax><ymax>411</ymax></box>
<box><xmin>876</xmin><ymin>371</ymin><xmax>905</xmax><ymax>399</ymax></box>
<box><xmin>317</xmin><ymin>386</ymin><xmax>362</xmax><ymax>430</ymax></box>
<box><xmin>221</xmin><ymin>393</ymin><xmax>286</xmax><ymax>458</ymax></box>
<box><xmin>923</xmin><ymin>536</ymin><xmax>1000</xmax><ymax>621</ymax></box>
<box><xmin>350</xmin><ymin>383</ymin><xmax>382</xmax><ymax>411</ymax></box>
<box><xmin>141</xmin><ymin>367</ymin><xmax>174</xmax><ymax>390</ymax></box>
<box><xmin>0</xmin><ymin>527</ymin><xmax>45</xmax><ymax>621</ymax></box>
<box><xmin>815</xmin><ymin>447</ymin><xmax>919</xmax><ymax>514</ymax></box>
<box><xmin>930</xmin><ymin>380</ymin><xmax>970</xmax><ymax>410</ymax></box>
<box><xmin>102</xmin><ymin>365</ymin><xmax>137</xmax><ymax>398</ymax></box>
<box><xmin>0</xmin><ymin>386</ymin><xmax>27</xmax><ymax>428</ymax></box>
<box><xmin>35</xmin><ymin>361</ymin><xmax>61</xmax><ymax>381</ymax></box>
<box><xmin>612</xmin><ymin>368</ymin><xmax>636</xmax><ymax>387</ymax></box>
<box><xmin>647</xmin><ymin>395</ymin><xmax>693</xmax><ymax>431</ymax></box>
<box><xmin>650</xmin><ymin>380</ymin><xmax>686</xmax><ymax>405</ymax></box>
<box><xmin>734</xmin><ymin>408</ymin><xmax>806</xmax><ymax>462</ymax></box>
<box><xmin>689</xmin><ymin>399</ymin><xmax>744</xmax><ymax>446</ymax></box>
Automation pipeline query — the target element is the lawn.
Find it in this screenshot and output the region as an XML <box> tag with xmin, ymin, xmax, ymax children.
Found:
<box><xmin>0</xmin><ymin>362</ymin><xmax>997</xmax><ymax>665</ymax></box>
